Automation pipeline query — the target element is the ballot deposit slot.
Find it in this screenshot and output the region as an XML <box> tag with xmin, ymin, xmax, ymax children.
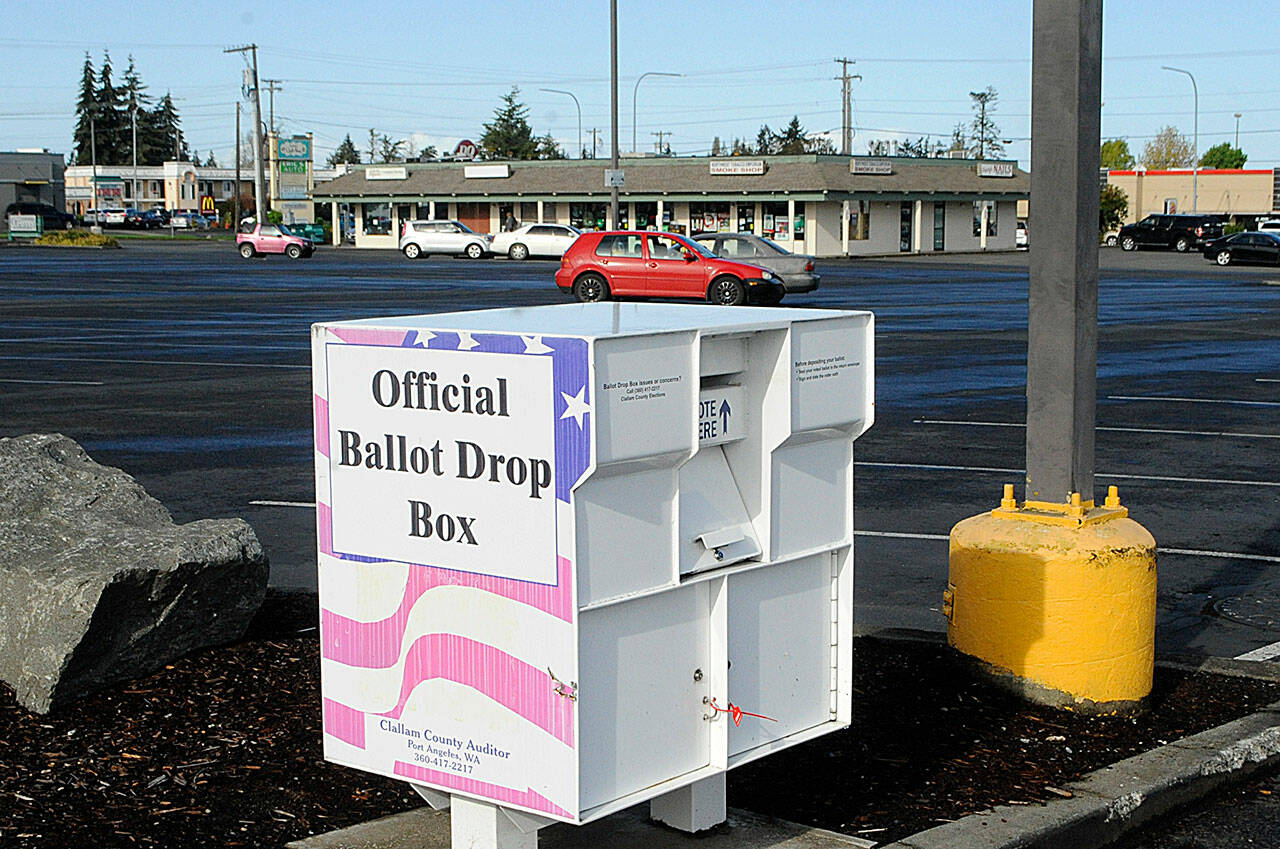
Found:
<box><xmin>312</xmin><ymin>303</ymin><xmax>873</xmax><ymax>844</ymax></box>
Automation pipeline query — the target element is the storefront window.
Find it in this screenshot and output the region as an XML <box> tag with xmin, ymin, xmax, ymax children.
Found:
<box><xmin>762</xmin><ymin>201</ymin><xmax>788</xmax><ymax>240</ymax></box>
<box><xmin>736</xmin><ymin>204</ymin><xmax>754</xmax><ymax>233</ymax></box>
<box><xmin>689</xmin><ymin>201</ymin><xmax>731</xmax><ymax>235</ymax></box>
<box><xmin>541</xmin><ymin>202</ymin><xmax>558</xmax><ymax>223</ymax></box>
<box><xmin>364</xmin><ymin>202</ymin><xmax>392</xmax><ymax>235</ymax></box>
<box><xmin>570</xmin><ymin>202</ymin><xmax>607</xmax><ymax>231</ymax></box>
<box><xmin>634</xmin><ymin>202</ymin><xmax>658</xmax><ymax>230</ymax></box>
<box><xmin>972</xmin><ymin>201</ymin><xmax>997</xmax><ymax>237</ymax></box>
<box><xmin>794</xmin><ymin>212</ymin><xmax>805</xmax><ymax>242</ymax></box>
<box><xmin>934</xmin><ymin>203</ymin><xmax>945</xmax><ymax>251</ymax></box>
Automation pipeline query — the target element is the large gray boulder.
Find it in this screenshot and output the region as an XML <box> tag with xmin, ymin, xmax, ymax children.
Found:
<box><xmin>0</xmin><ymin>433</ymin><xmax>269</xmax><ymax>713</ymax></box>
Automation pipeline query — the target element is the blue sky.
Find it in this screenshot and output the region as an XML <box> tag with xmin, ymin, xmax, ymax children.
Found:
<box><xmin>5</xmin><ymin>1</ymin><xmax>1278</xmax><ymax>170</ymax></box>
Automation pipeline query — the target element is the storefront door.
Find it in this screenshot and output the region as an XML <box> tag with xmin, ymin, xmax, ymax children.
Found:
<box><xmin>900</xmin><ymin>202</ymin><xmax>913</xmax><ymax>252</ymax></box>
<box><xmin>457</xmin><ymin>202</ymin><xmax>490</xmax><ymax>235</ymax></box>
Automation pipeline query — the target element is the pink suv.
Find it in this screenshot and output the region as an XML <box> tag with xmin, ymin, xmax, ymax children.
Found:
<box><xmin>237</xmin><ymin>223</ymin><xmax>315</xmax><ymax>259</ymax></box>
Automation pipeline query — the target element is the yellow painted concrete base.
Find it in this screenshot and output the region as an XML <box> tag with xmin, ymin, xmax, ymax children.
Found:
<box><xmin>946</xmin><ymin>486</ymin><xmax>1156</xmax><ymax>713</ymax></box>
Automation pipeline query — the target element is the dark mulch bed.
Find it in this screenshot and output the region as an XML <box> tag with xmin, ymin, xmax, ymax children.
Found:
<box><xmin>3</xmin><ymin>591</ymin><xmax>1277</xmax><ymax>848</ymax></box>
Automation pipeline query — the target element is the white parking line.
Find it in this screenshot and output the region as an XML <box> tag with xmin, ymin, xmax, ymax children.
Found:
<box><xmin>249</xmin><ymin>500</ymin><xmax>316</xmax><ymax>508</ymax></box>
<box><xmin>1257</xmin><ymin>378</ymin><xmax>1280</xmax><ymax>384</ymax></box>
<box><xmin>1236</xmin><ymin>641</ymin><xmax>1280</xmax><ymax>661</ymax></box>
<box><xmin>913</xmin><ymin>419</ymin><xmax>1280</xmax><ymax>440</ymax></box>
<box><xmin>1108</xmin><ymin>394</ymin><xmax>1280</xmax><ymax>408</ymax></box>
<box><xmin>0</xmin><ymin>377</ymin><xmax>104</xmax><ymax>386</ymax></box>
<box><xmin>856</xmin><ymin>461</ymin><xmax>1280</xmax><ymax>488</ymax></box>
<box><xmin>0</xmin><ymin>355</ymin><xmax>308</xmax><ymax>370</ymax></box>
<box><xmin>853</xmin><ymin>531</ymin><xmax>1280</xmax><ymax>564</ymax></box>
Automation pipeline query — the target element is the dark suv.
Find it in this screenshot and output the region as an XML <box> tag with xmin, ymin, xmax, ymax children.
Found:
<box><xmin>1118</xmin><ymin>214</ymin><xmax>1225</xmax><ymax>253</ymax></box>
<box><xmin>4</xmin><ymin>202</ymin><xmax>76</xmax><ymax>231</ymax></box>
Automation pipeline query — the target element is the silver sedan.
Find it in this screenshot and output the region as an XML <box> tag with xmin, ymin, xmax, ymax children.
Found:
<box><xmin>691</xmin><ymin>232</ymin><xmax>820</xmax><ymax>293</ymax></box>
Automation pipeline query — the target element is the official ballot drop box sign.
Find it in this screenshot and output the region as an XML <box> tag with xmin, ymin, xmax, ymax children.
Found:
<box><xmin>312</xmin><ymin>303</ymin><xmax>873</xmax><ymax>824</ymax></box>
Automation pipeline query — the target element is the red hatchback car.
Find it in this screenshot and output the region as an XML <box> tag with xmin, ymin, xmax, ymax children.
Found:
<box><xmin>555</xmin><ymin>231</ymin><xmax>786</xmax><ymax>305</ymax></box>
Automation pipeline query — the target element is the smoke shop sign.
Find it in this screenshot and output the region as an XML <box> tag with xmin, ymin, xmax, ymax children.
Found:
<box><xmin>709</xmin><ymin>159</ymin><xmax>766</xmax><ymax>176</ymax></box>
<box><xmin>851</xmin><ymin>159</ymin><xmax>893</xmax><ymax>175</ymax></box>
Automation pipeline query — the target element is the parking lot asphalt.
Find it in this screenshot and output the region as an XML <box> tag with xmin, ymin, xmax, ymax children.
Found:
<box><xmin>1</xmin><ymin>242</ymin><xmax>1277</xmax><ymax>660</ymax></box>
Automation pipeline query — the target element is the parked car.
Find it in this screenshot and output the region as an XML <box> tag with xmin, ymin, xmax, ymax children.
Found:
<box><xmin>169</xmin><ymin>211</ymin><xmax>210</xmax><ymax>230</ymax></box>
<box><xmin>1258</xmin><ymin>219</ymin><xmax>1280</xmax><ymax>232</ymax></box>
<box><xmin>399</xmin><ymin>219</ymin><xmax>491</xmax><ymax>259</ymax></box>
<box><xmin>489</xmin><ymin>223</ymin><xmax>581</xmax><ymax>260</ymax></box>
<box><xmin>4</xmin><ymin>201</ymin><xmax>75</xmax><ymax>231</ymax></box>
<box><xmin>555</xmin><ymin>230</ymin><xmax>786</xmax><ymax>305</ymax></box>
<box><xmin>100</xmin><ymin>207</ymin><xmax>128</xmax><ymax>227</ymax></box>
<box><xmin>123</xmin><ymin>208</ymin><xmax>165</xmax><ymax>229</ymax></box>
<box><xmin>1102</xmin><ymin>228</ymin><xmax>1119</xmax><ymax>247</ymax></box>
<box><xmin>690</xmin><ymin>232</ymin><xmax>819</xmax><ymax>294</ymax></box>
<box><xmin>1201</xmin><ymin>231</ymin><xmax>1280</xmax><ymax>266</ymax></box>
<box><xmin>237</xmin><ymin>222</ymin><xmax>316</xmax><ymax>259</ymax></box>
<box><xmin>1117</xmin><ymin>214</ymin><xmax>1224</xmax><ymax>252</ymax></box>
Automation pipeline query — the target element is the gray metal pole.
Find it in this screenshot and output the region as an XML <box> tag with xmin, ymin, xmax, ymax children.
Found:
<box><xmin>541</xmin><ymin>88</ymin><xmax>582</xmax><ymax>159</ymax></box>
<box><xmin>234</xmin><ymin>102</ymin><xmax>241</xmax><ymax>227</ymax></box>
<box><xmin>1162</xmin><ymin>66</ymin><xmax>1198</xmax><ymax>212</ymax></box>
<box><xmin>610</xmin><ymin>0</ymin><xmax>619</xmax><ymax>228</ymax></box>
<box><xmin>1025</xmin><ymin>0</ymin><xmax>1102</xmax><ymax>504</ymax></box>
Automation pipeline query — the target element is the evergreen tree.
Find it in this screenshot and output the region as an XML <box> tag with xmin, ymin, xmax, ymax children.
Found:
<box><xmin>94</xmin><ymin>51</ymin><xmax>128</xmax><ymax>163</ymax></box>
<box><xmin>535</xmin><ymin>133</ymin><xmax>565</xmax><ymax>160</ymax></box>
<box><xmin>204</xmin><ymin>150</ymin><xmax>218</xmax><ymax>168</ymax></box>
<box><xmin>327</xmin><ymin>133</ymin><xmax>361</xmax><ymax>166</ymax></box>
<box><xmin>754</xmin><ymin>124</ymin><xmax>775</xmax><ymax>155</ymax></box>
<box><xmin>72</xmin><ymin>52</ymin><xmax>97</xmax><ymax>165</ymax></box>
<box><xmin>776</xmin><ymin>117</ymin><xmax>807</xmax><ymax>154</ymax></box>
<box><xmin>711</xmin><ymin>136</ymin><xmax>723</xmax><ymax>157</ymax></box>
<box><xmin>144</xmin><ymin>92</ymin><xmax>188</xmax><ymax>162</ymax></box>
<box><xmin>967</xmin><ymin>87</ymin><xmax>1004</xmax><ymax>160</ymax></box>
<box><xmin>480</xmin><ymin>88</ymin><xmax>538</xmax><ymax>159</ymax></box>
<box><xmin>119</xmin><ymin>55</ymin><xmax>151</xmax><ymax>166</ymax></box>
<box><xmin>731</xmin><ymin>138</ymin><xmax>751</xmax><ymax>155</ymax></box>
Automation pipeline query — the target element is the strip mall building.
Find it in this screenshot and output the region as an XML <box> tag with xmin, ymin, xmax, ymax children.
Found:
<box><xmin>314</xmin><ymin>154</ymin><xmax>1030</xmax><ymax>256</ymax></box>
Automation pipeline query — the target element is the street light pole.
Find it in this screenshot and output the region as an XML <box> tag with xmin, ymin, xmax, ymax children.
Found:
<box><xmin>541</xmin><ymin>88</ymin><xmax>582</xmax><ymax>159</ymax></box>
<box><xmin>1161</xmin><ymin>65</ymin><xmax>1198</xmax><ymax>212</ymax></box>
<box><xmin>610</xmin><ymin>0</ymin><xmax>619</xmax><ymax>228</ymax></box>
<box><xmin>1234</xmin><ymin>112</ymin><xmax>1242</xmax><ymax>149</ymax></box>
<box><xmin>632</xmin><ymin>71</ymin><xmax>682</xmax><ymax>153</ymax></box>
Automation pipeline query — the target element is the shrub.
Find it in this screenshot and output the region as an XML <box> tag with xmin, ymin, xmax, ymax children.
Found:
<box><xmin>34</xmin><ymin>229</ymin><xmax>119</xmax><ymax>248</ymax></box>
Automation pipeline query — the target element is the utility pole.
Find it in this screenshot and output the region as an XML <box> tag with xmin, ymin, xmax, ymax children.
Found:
<box><xmin>262</xmin><ymin>78</ymin><xmax>282</xmax><ymax>134</ymax></box>
<box><xmin>651</xmin><ymin>130</ymin><xmax>671</xmax><ymax>155</ymax></box>
<box><xmin>234</xmin><ymin>102</ymin><xmax>241</xmax><ymax>228</ymax></box>
<box><xmin>224</xmin><ymin>44</ymin><xmax>265</xmax><ymax>223</ymax></box>
<box><xmin>589</xmin><ymin>128</ymin><xmax>600</xmax><ymax>159</ymax></box>
<box><xmin>131</xmin><ymin>104</ymin><xmax>138</xmax><ymax>209</ymax></box>
<box><xmin>835</xmin><ymin>57</ymin><xmax>857</xmax><ymax>155</ymax></box>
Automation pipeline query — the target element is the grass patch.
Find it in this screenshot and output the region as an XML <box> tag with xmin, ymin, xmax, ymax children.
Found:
<box><xmin>34</xmin><ymin>229</ymin><xmax>119</xmax><ymax>248</ymax></box>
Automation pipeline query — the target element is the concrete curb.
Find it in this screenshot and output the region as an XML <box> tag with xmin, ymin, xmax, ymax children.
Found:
<box><xmin>882</xmin><ymin>700</ymin><xmax>1280</xmax><ymax>849</ymax></box>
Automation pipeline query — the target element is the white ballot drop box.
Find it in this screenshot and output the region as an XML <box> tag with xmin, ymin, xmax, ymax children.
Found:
<box><xmin>312</xmin><ymin>303</ymin><xmax>874</xmax><ymax>834</ymax></box>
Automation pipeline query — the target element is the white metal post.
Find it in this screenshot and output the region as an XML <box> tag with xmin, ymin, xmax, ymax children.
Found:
<box><xmin>650</xmin><ymin>774</ymin><xmax>727</xmax><ymax>833</ymax></box>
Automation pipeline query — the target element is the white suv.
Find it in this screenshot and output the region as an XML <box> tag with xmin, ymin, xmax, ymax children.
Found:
<box><xmin>399</xmin><ymin>219</ymin><xmax>491</xmax><ymax>259</ymax></box>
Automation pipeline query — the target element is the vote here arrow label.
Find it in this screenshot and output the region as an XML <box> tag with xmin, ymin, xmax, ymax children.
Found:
<box><xmin>698</xmin><ymin>385</ymin><xmax>744</xmax><ymax>447</ymax></box>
